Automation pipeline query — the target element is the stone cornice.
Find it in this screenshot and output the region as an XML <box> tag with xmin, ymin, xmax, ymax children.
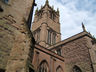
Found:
<box><xmin>35</xmin><ymin>44</ymin><xmax>64</xmax><ymax>62</ymax></box>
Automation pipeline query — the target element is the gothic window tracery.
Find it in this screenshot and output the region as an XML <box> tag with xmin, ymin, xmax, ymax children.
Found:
<box><xmin>73</xmin><ymin>65</ymin><xmax>82</xmax><ymax>72</ymax></box>
<box><xmin>38</xmin><ymin>60</ymin><xmax>49</xmax><ymax>72</ymax></box>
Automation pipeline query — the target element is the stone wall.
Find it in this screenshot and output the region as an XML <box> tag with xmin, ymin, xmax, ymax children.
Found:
<box><xmin>61</xmin><ymin>36</ymin><xmax>93</xmax><ymax>72</ymax></box>
<box><xmin>0</xmin><ymin>0</ymin><xmax>35</xmax><ymax>72</ymax></box>
<box><xmin>0</xmin><ymin>19</ymin><xmax>15</xmax><ymax>69</ymax></box>
<box><xmin>32</xmin><ymin>45</ymin><xmax>65</xmax><ymax>72</ymax></box>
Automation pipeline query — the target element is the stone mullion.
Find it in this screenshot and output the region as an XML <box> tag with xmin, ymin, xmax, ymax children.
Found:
<box><xmin>38</xmin><ymin>29</ymin><xmax>40</xmax><ymax>42</ymax></box>
<box><xmin>52</xmin><ymin>32</ymin><xmax>54</xmax><ymax>44</ymax></box>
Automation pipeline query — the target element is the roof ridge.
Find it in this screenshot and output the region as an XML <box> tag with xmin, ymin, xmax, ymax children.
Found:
<box><xmin>48</xmin><ymin>31</ymin><xmax>92</xmax><ymax>50</ymax></box>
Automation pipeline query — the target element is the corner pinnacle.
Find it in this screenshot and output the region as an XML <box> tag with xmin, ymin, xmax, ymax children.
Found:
<box><xmin>46</xmin><ymin>0</ymin><xmax>49</xmax><ymax>5</ymax></box>
<box><xmin>82</xmin><ymin>22</ymin><xmax>86</xmax><ymax>32</ymax></box>
<box><xmin>57</xmin><ymin>8</ymin><xmax>59</xmax><ymax>12</ymax></box>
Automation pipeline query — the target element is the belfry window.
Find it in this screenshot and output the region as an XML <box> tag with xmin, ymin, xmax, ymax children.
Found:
<box><xmin>47</xmin><ymin>30</ymin><xmax>56</xmax><ymax>45</ymax></box>
<box><xmin>52</xmin><ymin>33</ymin><xmax>56</xmax><ymax>44</ymax></box>
<box><xmin>47</xmin><ymin>30</ymin><xmax>51</xmax><ymax>44</ymax></box>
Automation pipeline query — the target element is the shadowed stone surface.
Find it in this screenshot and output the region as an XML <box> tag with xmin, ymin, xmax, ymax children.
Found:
<box><xmin>0</xmin><ymin>0</ymin><xmax>35</xmax><ymax>72</ymax></box>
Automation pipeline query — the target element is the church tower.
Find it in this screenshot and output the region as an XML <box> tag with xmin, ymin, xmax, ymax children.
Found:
<box><xmin>32</xmin><ymin>0</ymin><xmax>61</xmax><ymax>47</ymax></box>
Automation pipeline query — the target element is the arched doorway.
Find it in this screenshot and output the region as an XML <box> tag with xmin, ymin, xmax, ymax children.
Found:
<box><xmin>38</xmin><ymin>60</ymin><xmax>49</xmax><ymax>72</ymax></box>
<box><xmin>73</xmin><ymin>65</ymin><xmax>82</xmax><ymax>72</ymax></box>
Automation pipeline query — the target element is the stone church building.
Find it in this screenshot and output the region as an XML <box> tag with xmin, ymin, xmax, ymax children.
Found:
<box><xmin>0</xmin><ymin>0</ymin><xmax>96</xmax><ymax>72</ymax></box>
<box><xmin>32</xmin><ymin>0</ymin><xmax>96</xmax><ymax>72</ymax></box>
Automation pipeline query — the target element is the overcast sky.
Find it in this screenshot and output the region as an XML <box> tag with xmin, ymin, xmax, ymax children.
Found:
<box><xmin>32</xmin><ymin>0</ymin><xmax>96</xmax><ymax>40</ymax></box>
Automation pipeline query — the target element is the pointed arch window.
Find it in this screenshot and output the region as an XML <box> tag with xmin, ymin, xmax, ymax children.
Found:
<box><xmin>73</xmin><ymin>65</ymin><xmax>82</xmax><ymax>72</ymax></box>
<box><xmin>56</xmin><ymin>66</ymin><xmax>63</xmax><ymax>72</ymax></box>
<box><xmin>38</xmin><ymin>60</ymin><xmax>49</xmax><ymax>72</ymax></box>
<box><xmin>47</xmin><ymin>29</ymin><xmax>56</xmax><ymax>45</ymax></box>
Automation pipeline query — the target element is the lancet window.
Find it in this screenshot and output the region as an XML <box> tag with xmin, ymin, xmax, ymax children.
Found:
<box><xmin>39</xmin><ymin>61</ymin><xmax>49</xmax><ymax>72</ymax></box>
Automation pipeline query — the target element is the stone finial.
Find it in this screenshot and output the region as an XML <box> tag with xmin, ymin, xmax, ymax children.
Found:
<box><xmin>46</xmin><ymin>0</ymin><xmax>49</xmax><ymax>5</ymax></box>
<box><xmin>52</xmin><ymin>5</ymin><xmax>54</xmax><ymax>9</ymax></box>
<box><xmin>57</xmin><ymin>8</ymin><xmax>59</xmax><ymax>14</ymax></box>
<box><xmin>82</xmin><ymin>22</ymin><xmax>86</xmax><ymax>32</ymax></box>
<box><xmin>41</xmin><ymin>5</ymin><xmax>43</xmax><ymax>9</ymax></box>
